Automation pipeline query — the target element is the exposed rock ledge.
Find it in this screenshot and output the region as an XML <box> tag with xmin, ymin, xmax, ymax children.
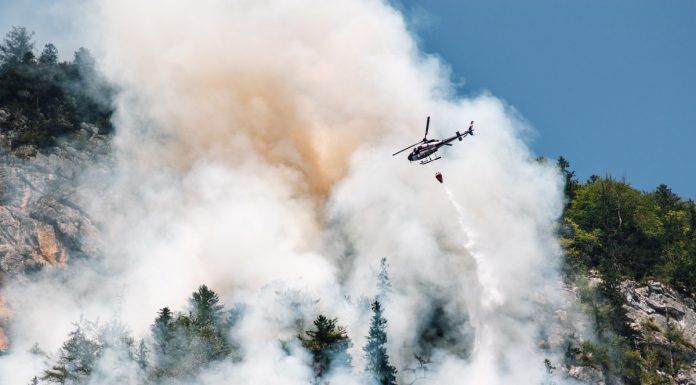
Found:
<box><xmin>0</xmin><ymin>117</ymin><xmax>113</xmax><ymax>351</ymax></box>
<box><xmin>621</xmin><ymin>280</ymin><xmax>696</xmax><ymax>385</ymax></box>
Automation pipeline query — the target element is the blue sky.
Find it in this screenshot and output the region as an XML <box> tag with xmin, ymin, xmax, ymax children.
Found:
<box><xmin>1</xmin><ymin>0</ymin><xmax>694</xmax><ymax>197</ymax></box>
<box><xmin>0</xmin><ymin>0</ymin><xmax>85</xmax><ymax>60</ymax></box>
<box><xmin>397</xmin><ymin>0</ymin><xmax>696</xmax><ymax>198</ymax></box>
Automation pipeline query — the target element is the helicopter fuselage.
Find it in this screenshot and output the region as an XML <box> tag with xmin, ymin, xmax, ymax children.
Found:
<box><xmin>407</xmin><ymin>143</ymin><xmax>439</xmax><ymax>161</ymax></box>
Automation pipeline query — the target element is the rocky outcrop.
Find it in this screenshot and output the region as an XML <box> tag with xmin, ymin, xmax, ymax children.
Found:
<box><xmin>566</xmin><ymin>365</ymin><xmax>605</xmax><ymax>385</ymax></box>
<box><xmin>621</xmin><ymin>280</ymin><xmax>696</xmax><ymax>384</ymax></box>
<box><xmin>0</xmin><ymin>118</ymin><xmax>111</xmax><ymax>279</ymax></box>
<box><xmin>546</xmin><ymin>276</ymin><xmax>696</xmax><ymax>384</ymax></box>
<box><xmin>0</xmin><ymin>111</ymin><xmax>112</xmax><ymax>350</ymax></box>
<box><xmin>622</xmin><ymin>281</ymin><xmax>696</xmax><ymax>344</ymax></box>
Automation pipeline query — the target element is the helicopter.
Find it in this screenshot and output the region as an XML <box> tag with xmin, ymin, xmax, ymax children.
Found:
<box><xmin>392</xmin><ymin>117</ymin><xmax>474</xmax><ymax>165</ymax></box>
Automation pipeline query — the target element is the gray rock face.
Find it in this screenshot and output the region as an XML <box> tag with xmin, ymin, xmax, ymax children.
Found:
<box><xmin>0</xmin><ymin>114</ymin><xmax>113</xmax><ymax>349</ymax></box>
<box><xmin>621</xmin><ymin>280</ymin><xmax>696</xmax><ymax>345</ymax></box>
<box><xmin>621</xmin><ymin>280</ymin><xmax>696</xmax><ymax>384</ymax></box>
<box><xmin>0</xmin><ymin>124</ymin><xmax>111</xmax><ymax>280</ymax></box>
<box><xmin>566</xmin><ymin>365</ymin><xmax>606</xmax><ymax>385</ymax></box>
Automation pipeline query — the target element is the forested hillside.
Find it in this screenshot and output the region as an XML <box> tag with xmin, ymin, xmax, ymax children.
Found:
<box><xmin>0</xmin><ymin>26</ymin><xmax>113</xmax><ymax>149</ymax></box>
<box><xmin>0</xmin><ymin>25</ymin><xmax>695</xmax><ymax>385</ymax></box>
<box><xmin>560</xmin><ymin>157</ymin><xmax>696</xmax><ymax>292</ymax></box>
<box><xmin>559</xmin><ymin>157</ymin><xmax>696</xmax><ymax>385</ymax></box>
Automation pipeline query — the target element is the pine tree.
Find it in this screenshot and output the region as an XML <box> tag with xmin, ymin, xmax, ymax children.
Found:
<box><xmin>664</xmin><ymin>322</ymin><xmax>693</xmax><ymax>380</ymax></box>
<box><xmin>43</xmin><ymin>324</ymin><xmax>101</xmax><ymax>384</ymax></box>
<box><xmin>363</xmin><ymin>301</ymin><xmax>397</xmax><ymax>385</ymax></box>
<box><xmin>0</xmin><ymin>26</ymin><xmax>35</xmax><ymax>66</ymax></box>
<box><xmin>149</xmin><ymin>287</ymin><xmax>236</xmax><ymax>380</ymax></box>
<box><xmin>39</xmin><ymin>43</ymin><xmax>58</xmax><ymax>65</ymax></box>
<box><xmin>377</xmin><ymin>257</ymin><xmax>392</xmax><ymax>302</ymax></box>
<box><xmin>136</xmin><ymin>339</ymin><xmax>149</xmax><ymax>371</ymax></box>
<box><xmin>299</xmin><ymin>315</ymin><xmax>352</xmax><ymax>378</ymax></box>
<box><xmin>557</xmin><ymin>156</ymin><xmax>579</xmax><ymax>202</ymax></box>
<box><xmin>151</xmin><ymin>307</ymin><xmax>174</xmax><ymax>356</ymax></box>
<box><xmin>72</xmin><ymin>47</ymin><xmax>96</xmax><ymax>75</ymax></box>
<box><xmin>188</xmin><ymin>285</ymin><xmax>231</xmax><ymax>362</ymax></box>
<box><xmin>189</xmin><ymin>284</ymin><xmax>224</xmax><ymax>328</ymax></box>
<box><xmin>22</xmin><ymin>51</ymin><xmax>35</xmax><ymax>65</ymax></box>
<box><xmin>150</xmin><ymin>307</ymin><xmax>182</xmax><ymax>379</ymax></box>
<box><xmin>653</xmin><ymin>184</ymin><xmax>681</xmax><ymax>214</ymax></box>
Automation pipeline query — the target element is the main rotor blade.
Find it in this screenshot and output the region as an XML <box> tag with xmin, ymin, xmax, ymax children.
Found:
<box><xmin>392</xmin><ymin>141</ymin><xmax>421</xmax><ymax>156</ymax></box>
<box><xmin>423</xmin><ymin>116</ymin><xmax>430</xmax><ymax>140</ymax></box>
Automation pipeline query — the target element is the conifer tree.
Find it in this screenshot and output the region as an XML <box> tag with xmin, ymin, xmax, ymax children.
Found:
<box><xmin>363</xmin><ymin>300</ymin><xmax>397</xmax><ymax>385</ymax></box>
<box><xmin>377</xmin><ymin>257</ymin><xmax>392</xmax><ymax>302</ymax></box>
<box><xmin>39</xmin><ymin>43</ymin><xmax>58</xmax><ymax>65</ymax></box>
<box><xmin>150</xmin><ymin>307</ymin><xmax>180</xmax><ymax>379</ymax></box>
<box><xmin>72</xmin><ymin>47</ymin><xmax>96</xmax><ymax>75</ymax></box>
<box><xmin>43</xmin><ymin>324</ymin><xmax>100</xmax><ymax>384</ymax></box>
<box><xmin>557</xmin><ymin>156</ymin><xmax>579</xmax><ymax>202</ymax></box>
<box><xmin>136</xmin><ymin>339</ymin><xmax>149</xmax><ymax>371</ymax></box>
<box><xmin>299</xmin><ymin>315</ymin><xmax>352</xmax><ymax>378</ymax></box>
<box><xmin>0</xmin><ymin>26</ymin><xmax>35</xmax><ymax>66</ymax></box>
<box><xmin>189</xmin><ymin>284</ymin><xmax>224</xmax><ymax>328</ymax></box>
<box><xmin>151</xmin><ymin>307</ymin><xmax>174</xmax><ymax>356</ymax></box>
<box><xmin>149</xmin><ymin>287</ymin><xmax>237</xmax><ymax>380</ymax></box>
<box><xmin>653</xmin><ymin>184</ymin><xmax>680</xmax><ymax>214</ymax></box>
<box><xmin>188</xmin><ymin>285</ymin><xmax>231</xmax><ymax>362</ymax></box>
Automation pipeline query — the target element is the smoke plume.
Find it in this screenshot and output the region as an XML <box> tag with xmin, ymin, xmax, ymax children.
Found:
<box><xmin>0</xmin><ymin>0</ymin><xmax>575</xmax><ymax>384</ymax></box>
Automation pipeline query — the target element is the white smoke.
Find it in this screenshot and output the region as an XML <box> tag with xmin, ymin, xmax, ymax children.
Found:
<box><xmin>0</xmin><ymin>0</ymin><xmax>575</xmax><ymax>384</ymax></box>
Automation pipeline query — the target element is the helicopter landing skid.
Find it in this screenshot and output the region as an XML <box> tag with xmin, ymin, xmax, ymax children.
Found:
<box><xmin>419</xmin><ymin>156</ymin><xmax>441</xmax><ymax>165</ymax></box>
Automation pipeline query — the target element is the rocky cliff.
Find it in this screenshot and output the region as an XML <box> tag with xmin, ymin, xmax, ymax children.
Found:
<box><xmin>0</xmin><ymin>108</ymin><xmax>112</xmax><ymax>349</ymax></box>
<box><xmin>543</xmin><ymin>276</ymin><xmax>696</xmax><ymax>385</ymax></box>
<box><xmin>621</xmin><ymin>280</ymin><xmax>696</xmax><ymax>384</ymax></box>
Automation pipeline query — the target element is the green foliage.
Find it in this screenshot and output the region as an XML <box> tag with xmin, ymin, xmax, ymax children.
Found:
<box><xmin>363</xmin><ymin>300</ymin><xmax>397</xmax><ymax>385</ymax></box>
<box><xmin>557</xmin><ymin>156</ymin><xmax>580</xmax><ymax>203</ymax></box>
<box><xmin>149</xmin><ymin>286</ymin><xmax>236</xmax><ymax>380</ymax></box>
<box><xmin>579</xmin><ymin>340</ymin><xmax>610</xmax><ymax>369</ymax></box>
<box><xmin>150</xmin><ymin>307</ymin><xmax>176</xmax><ymax>377</ymax></box>
<box><xmin>573</xmin><ymin>276</ymin><xmax>637</xmax><ymax>384</ymax></box>
<box><xmin>561</xmin><ymin>157</ymin><xmax>696</xmax><ymax>384</ymax></box>
<box><xmin>565</xmin><ymin>177</ymin><xmax>662</xmax><ymax>279</ymax></box>
<box><xmin>0</xmin><ymin>26</ymin><xmax>35</xmax><ymax>67</ymax></box>
<box><xmin>42</xmin><ymin>320</ymin><xmax>136</xmax><ymax>384</ymax></box>
<box><xmin>568</xmin><ymin>336</ymin><xmax>645</xmax><ymax>385</ymax></box>
<box><xmin>39</xmin><ymin>44</ymin><xmax>58</xmax><ymax>66</ymax></box>
<box><xmin>663</xmin><ymin>322</ymin><xmax>693</xmax><ymax>379</ymax></box>
<box><xmin>642</xmin><ymin>320</ymin><xmax>660</xmax><ymax>332</ymax></box>
<box><xmin>634</xmin><ymin>325</ymin><xmax>693</xmax><ymax>385</ymax></box>
<box><xmin>299</xmin><ymin>314</ymin><xmax>352</xmax><ymax>379</ymax></box>
<box><xmin>151</xmin><ymin>307</ymin><xmax>174</xmax><ymax>356</ymax></box>
<box><xmin>561</xmin><ymin>158</ymin><xmax>696</xmax><ymax>293</ymax></box>
<box><xmin>136</xmin><ymin>340</ymin><xmax>149</xmax><ymax>371</ymax></box>
<box><xmin>620</xmin><ymin>348</ymin><xmax>643</xmax><ymax>384</ymax></box>
<box><xmin>43</xmin><ymin>325</ymin><xmax>100</xmax><ymax>384</ymax></box>
<box><xmin>0</xmin><ymin>27</ymin><xmax>114</xmax><ymax>149</ymax></box>
<box><xmin>638</xmin><ymin>349</ymin><xmax>671</xmax><ymax>385</ymax></box>
<box><xmin>189</xmin><ymin>284</ymin><xmax>224</xmax><ymax>328</ymax></box>
<box><xmin>42</xmin><ymin>285</ymin><xmax>241</xmax><ymax>384</ymax></box>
